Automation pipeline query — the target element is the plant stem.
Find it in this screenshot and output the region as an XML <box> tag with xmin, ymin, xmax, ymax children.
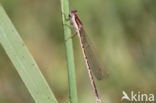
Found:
<box><xmin>60</xmin><ymin>0</ymin><xmax>78</xmax><ymax>103</ymax></box>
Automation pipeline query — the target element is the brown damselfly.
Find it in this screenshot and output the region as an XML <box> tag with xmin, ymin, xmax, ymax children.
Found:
<box><xmin>69</xmin><ymin>10</ymin><xmax>109</xmax><ymax>102</ymax></box>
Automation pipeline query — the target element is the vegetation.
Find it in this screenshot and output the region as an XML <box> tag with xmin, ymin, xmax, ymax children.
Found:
<box><xmin>0</xmin><ymin>0</ymin><xmax>156</xmax><ymax>103</ymax></box>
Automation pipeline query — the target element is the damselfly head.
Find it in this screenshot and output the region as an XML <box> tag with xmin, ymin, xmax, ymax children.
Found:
<box><xmin>69</xmin><ymin>10</ymin><xmax>78</xmax><ymax>17</ymax></box>
<box><xmin>71</xmin><ymin>10</ymin><xmax>78</xmax><ymax>14</ymax></box>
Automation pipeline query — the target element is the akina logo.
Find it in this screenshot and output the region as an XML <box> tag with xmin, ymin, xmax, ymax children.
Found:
<box><xmin>121</xmin><ymin>91</ymin><xmax>154</xmax><ymax>102</ymax></box>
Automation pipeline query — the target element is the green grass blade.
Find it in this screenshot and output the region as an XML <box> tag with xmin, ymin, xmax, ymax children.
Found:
<box><xmin>0</xmin><ymin>5</ymin><xmax>58</xmax><ymax>103</ymax></box>
<box><xmin>60</xmin><ymin>0</ymin><xmax>78</xmax><ymax>103</ymax></box>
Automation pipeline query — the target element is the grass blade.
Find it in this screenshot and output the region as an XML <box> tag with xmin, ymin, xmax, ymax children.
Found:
<box><xmin>0</xmin><ymin>5</ymin><xmax>58</xmax><ymax>103</ymax></box>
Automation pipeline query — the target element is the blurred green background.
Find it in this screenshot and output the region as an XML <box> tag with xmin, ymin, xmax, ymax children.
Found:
<box><xmin>0</xmin><ymin>0</ymin><xmax>156</xmax><ymax>103</ymax></box>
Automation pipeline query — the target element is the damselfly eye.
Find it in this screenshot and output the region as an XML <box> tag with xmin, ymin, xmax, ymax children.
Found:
<box><xmin>71</xmin><ymin>10</ymin><xmax>78</xmax><ymax>15</ymax></box>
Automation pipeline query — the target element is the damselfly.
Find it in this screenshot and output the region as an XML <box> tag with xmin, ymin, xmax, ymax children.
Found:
<box><xmin>69</xmin><ymin>10</ymin><xmax>109</xmax><ymax>102</ymax></box>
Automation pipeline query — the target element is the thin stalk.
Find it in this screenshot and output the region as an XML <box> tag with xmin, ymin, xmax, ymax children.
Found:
<box><xmin>60</xmin><ymin>0</ymin><xmax>78</xmax><ymax>103</ymax></box>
